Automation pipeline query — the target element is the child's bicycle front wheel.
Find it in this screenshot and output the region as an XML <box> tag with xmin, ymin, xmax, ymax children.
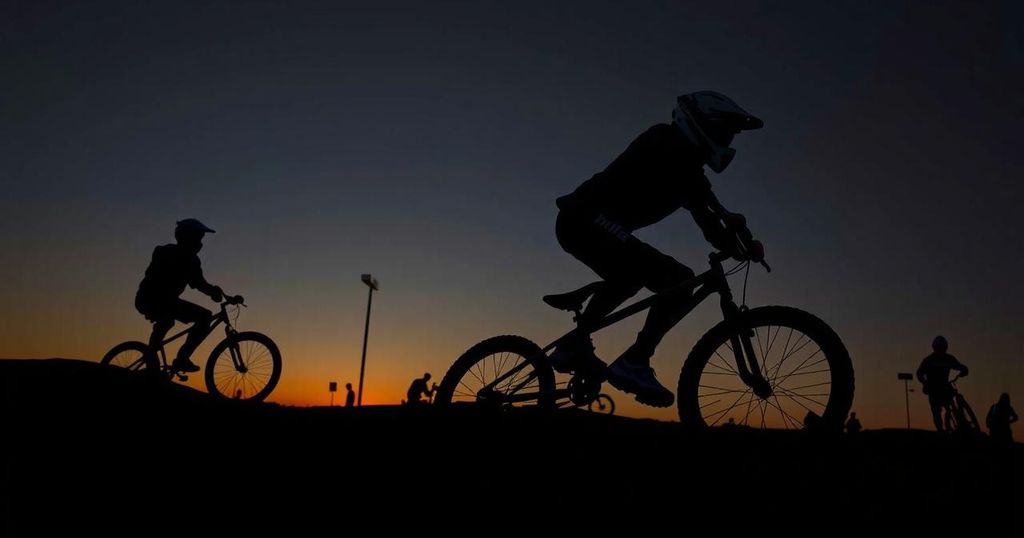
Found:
<box><xmin>204</xmin><ymin>332</ymin><xmax>282</xmax><ymax>401</ymax></box>
<box><xmin>677</xmin><ymin>306</ymin><xmax>854</xmax><ymax>431</ymax></box>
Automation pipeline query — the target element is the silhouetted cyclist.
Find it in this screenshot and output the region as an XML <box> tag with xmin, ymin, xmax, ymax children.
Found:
<box><xmin>551</xmin><ymin>91</ymin><xmax>764</xmax><ymax>407</ymax></box>
<box><xmin>916</xmin><ymin>336</ymin><xmax>969</xmax><ymax>432</ymax></box>
<box><xmin>134</xmin><ymin>219</ymin><xmax>230</xmax><ymax>373</ymax></box>
<box><xmin>407</xmin><ymin>373</ymin><xmax>437</xmax><ymax>405</ymax></box>
<box><xmin>986</xmin><ymin>393</ymin><xmax>1018</xmax><ymax>443</ymax></box>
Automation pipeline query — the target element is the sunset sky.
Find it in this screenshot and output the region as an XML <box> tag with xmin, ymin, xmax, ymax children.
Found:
<box><xmin>2</xmin><ymin>1</ymin><xmax>1021</xmax><ymax>427</ymax></box>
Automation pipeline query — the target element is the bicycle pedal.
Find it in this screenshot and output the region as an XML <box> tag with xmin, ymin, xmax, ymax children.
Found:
<box><xmin>175</xmin><ymin>373</ymin><xmax>189</xmax><ymax>382</ymax></box>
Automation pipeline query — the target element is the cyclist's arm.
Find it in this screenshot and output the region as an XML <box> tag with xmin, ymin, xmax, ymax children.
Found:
<box><xmin>690</xmin><ymin>202</ymin><xmax>736</xmax><ymax>255</ymax></box>
<box><xmin>915</xmin><ymin>363</ymin><xmax>927</xmax><ymax>385</ymax></box>
<box><xmin>693</xmin><ymin>189</ymin><xmax>759</xmax><ymax>259</ymax></box>
<box><xmin>951</xmin><ymin>356</ymin><xmax>969</xmax><ymax>377</ymax></box>
<box><xmin>188</xmin><ymin>259</ymin><xmax>223</xmax><ymax>301</ymax></box>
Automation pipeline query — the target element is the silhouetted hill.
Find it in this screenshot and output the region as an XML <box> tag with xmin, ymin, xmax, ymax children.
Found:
<box><xmin>1</xmin><ymin>359</ymin><xmax>1019</xmax><ymax>533</ymax></box>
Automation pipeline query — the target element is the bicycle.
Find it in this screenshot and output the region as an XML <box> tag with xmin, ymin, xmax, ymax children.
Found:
<box><xmin>434</xmin><ymin>251</ymin><xmax>855</xmax><ymax>430</ymax></box>
<box><xmin>941</xmin><ymin>375</ymin><xmax>979</xmax><ymax>434</ymax></box>
<box><xmin>586</xmin><ymin>393</ymin><xmax>615</xmax><ymax>415</ymax></box>
<box><xmin>100</xmin><ymin>295</ymin><xmax>282</xmax><ymax>402</ymax></box>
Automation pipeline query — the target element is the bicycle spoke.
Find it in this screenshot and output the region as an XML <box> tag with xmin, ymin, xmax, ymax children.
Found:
<box><xmin>775</xmin><ymin>386</ymin><xmax>827</xmax><ymax>410</ymax></box>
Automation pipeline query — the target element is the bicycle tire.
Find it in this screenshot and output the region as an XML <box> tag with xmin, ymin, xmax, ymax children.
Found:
<box><xmin>587</xmin><ymin>394</ymin><xmax>615</xmax><ymax>415</ymax></box>
<box><xmin>678</xmin><ymin>306</ymin><xmax>854</xmax><ymax>431</ymax></box>
<box><xmin>434</xmin><ymin>335</ymin><xmax>556</xmax><ymax>408</ymax></box>
<box><xmin>100</xmin><ymin>341</ymin><xmax>152</xmax><ymax>371</ymax></box>
<box><xmin>204</xmin><ymin>332</ymin><xmax>282</xmax><ymax>402</ymax></box>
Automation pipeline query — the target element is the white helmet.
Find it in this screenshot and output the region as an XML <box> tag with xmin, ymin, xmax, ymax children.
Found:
<box><xmin>672</xmin><ymin>91</ymin><xmax>763</xmax><ymax>173</ymax></box>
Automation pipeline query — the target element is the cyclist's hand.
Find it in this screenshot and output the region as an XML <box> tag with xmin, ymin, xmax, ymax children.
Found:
<box><xmin>745</xmin><ymin>239</ymin><xmax>765</xmax><ymax>263</ymax></box>
<box><xmin>226</xmin><ymin>294</ymin><xmax>245</xmax><ymax>305</ymax></box>
<box><xmin>210</xmin><ymin>286</ymin><xmax>224</xmax><ymax>303</ymax></box>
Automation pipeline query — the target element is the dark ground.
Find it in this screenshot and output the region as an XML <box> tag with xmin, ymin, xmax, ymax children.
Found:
<box><xmin>1</xmin><ymin>359</ymin><xmax>1019</xmax><ymax>534</ymax></box>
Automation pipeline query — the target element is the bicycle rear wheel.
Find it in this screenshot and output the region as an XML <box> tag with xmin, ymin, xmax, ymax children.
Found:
<box><xmin>100</xmin><ymin>341</ymin><xmax>151</xmax><ymax>371</ymax></box>
<box><xmin>434</xmin><ymin>335</ymin><xmax>556</xmax><ymax>408</ymax></box>
<box><xmin>678</xmin><ymin>306</ymin><xmax>854</xmax><ymax>431</ymax></box>
<box><xmin>204</xmin><ymin>332</ymin><xmax>282</xmax><ymax>402</ymax></box>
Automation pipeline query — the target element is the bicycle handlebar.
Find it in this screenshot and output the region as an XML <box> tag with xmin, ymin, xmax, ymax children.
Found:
<box><xmin>709</xmin><ymin>251</ymin><xmax>772</xmax><ymax>273</ymax></box>
<box><xmin>220</xmin><ymin>292</ymin><xmax>246</xmax><ymax>307</ymax></box>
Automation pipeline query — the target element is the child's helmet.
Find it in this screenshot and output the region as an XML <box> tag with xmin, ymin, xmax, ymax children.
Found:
<box><xmin>932</xmin><ymin>335</ymin><xmax>948</xmax><ymax>352</ymax></box>
<box><xmin>175</xmin><ymin>218</ymin><xmax>215</xmax><ymax>235</ymax></box>
<box><xmin>175</xmin><ymin>218</ymin><xmax>215</xmax><ymax>242</ymax></box>
<box><xmin>672</xmin><ymin>91</ymin><xmax>763</xmax><ymax>173</ymax></box>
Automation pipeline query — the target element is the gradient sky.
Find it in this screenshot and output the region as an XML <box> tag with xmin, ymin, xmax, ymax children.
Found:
<box><xmin>2</xmin><ymin>0</ymin><xmax>1022</xmax><ymax>426</ymax></box>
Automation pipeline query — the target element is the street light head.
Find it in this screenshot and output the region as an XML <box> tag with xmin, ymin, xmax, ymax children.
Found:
<box><xmin>361</xmin><ymin>273</ymin><xmax>379</xmax><ymax>290</ymax></box>
<box><xmin>897</xmin><ymin>373</ymin><xmax>913</xmax><ymax>380</ymax></box>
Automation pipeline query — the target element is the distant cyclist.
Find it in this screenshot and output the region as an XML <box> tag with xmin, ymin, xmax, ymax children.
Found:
<box><xmin>916</xmin><ymin>336</ymin><xmax>969</xmax><ymax>432</ymax></box>
<box><xmin>551</xmin><ymin>91</ymin><xmax>764</xmax><ymax>407</ymax></box>
<box><xmin>135</xmin><ymin>219</ymin><xmax>236</xmax><ymax>373</ymax></box>
<box><xmin>407</xmin><ymin>373</ymin><xmax>437</xmax><ymax>405</ymax></box>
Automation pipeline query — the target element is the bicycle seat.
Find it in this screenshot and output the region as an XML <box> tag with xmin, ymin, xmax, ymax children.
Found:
<box><xmin>543</xmin><ymin>281</ymin><xmax>606</xmax><ymax>312</ymax></box>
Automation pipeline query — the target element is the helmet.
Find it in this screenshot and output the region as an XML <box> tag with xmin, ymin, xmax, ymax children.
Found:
<box><xmin>175</xmin><ymin>218</ymin><xmax>215</xmax><ymax>235</ymax></box>
<box><xmin>932</xmin><ymin>335</ymin><xmax>948</xmax><ymax>352</ymax></box>
<box><xmin>174</xmin><ymin>218</ymin><xmax>215</xmax><ymax>244</ymax></box>
<box><xmin>672</xmin><ymin>91</ymin><xmax>763</xmax><ymax>173</ymax></box>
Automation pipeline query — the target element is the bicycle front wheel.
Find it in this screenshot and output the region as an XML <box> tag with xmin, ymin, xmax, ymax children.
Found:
<box><xmin>678</xmin><ymin>306</ymin><xmax>854</xmax><ymax>431</ymax></box>
<box><xmin>434</xmin><ymin>335</ymin><xmax>556</xmax><ymax>408</ymax></box>
<box><xmin>204</xmin><ymin>332</ymin><xmax>282</xmax><ymax>402</ymax></box>
<box><xmin>100</xmin><ymin>341</ymin><xmax>151</xmax><ymax>371</ymax></box>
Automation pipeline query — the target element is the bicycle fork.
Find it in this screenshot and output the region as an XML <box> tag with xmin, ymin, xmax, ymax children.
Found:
<box><xmin>721</xmin><ymin>300</ymin><xmax>773</xmax><ymax>399</ymax></box>
<box><xmin>224</xmin><ymin>329</ymin><xmax>249</xmax><ymax>374</ymax></box>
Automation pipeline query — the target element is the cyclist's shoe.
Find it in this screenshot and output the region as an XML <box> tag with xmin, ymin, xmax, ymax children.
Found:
<box><xmin>549</xmin><ymin>338</ymin><xmax>605</xmax><ymax>375</ymax></box>
<box><xmin>172</xmin><ymin>357</ymin><xmax>201</xmax><ymax>373</ymax></box>
<box><xmin>606</xmin><ymin>358</ymin><xmax>674</xmax><ymax>408</ymax></box>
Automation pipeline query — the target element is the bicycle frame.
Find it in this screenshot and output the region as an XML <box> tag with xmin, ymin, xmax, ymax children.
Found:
<box><xmin>151</xmin><ymin>302</ymin><xmax>242</xmax><ymax>374</ymax></box>
<box><xmin>478</xmin><ymin>252</ymin><xmax>772</xmax><ymax>404</ymax></box>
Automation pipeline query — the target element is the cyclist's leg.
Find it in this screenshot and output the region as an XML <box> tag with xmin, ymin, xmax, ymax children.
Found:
<box><xmin>556</xmin><ymin>210</ymin><xmax>643</xmax><ymax>326</ymax></box>
<box><xmin>136</xmin><ymin>296</ymin><xmax>173</xmax><ymax>371</ymax></box>
<box><xmin>556</xmin><ymin>212</ymin><xmax>691</xmax><ymax>406</ymax></box>
<box><xmin>631</xmin><ymin>252</ymin><xmax>696</xmax><ymax>356</ymax></box>
<box><xmin>555</xmin><ymin>210</ymin><xmax>643</xmax><ymax>367</ymax></box>
<box><xmin>146</xmin><ymin>318</ymin><xmax>174</xmax><ymax>370</ymax></box>
<box><xmin>170</xmin><ymin>299</ymin><xmax>213</xmax><ymax>368</ymax></box>
<box><xmin>928</xmin><ymin>393</ymin><xmax>947</xmax><ymax>431</ymax></box>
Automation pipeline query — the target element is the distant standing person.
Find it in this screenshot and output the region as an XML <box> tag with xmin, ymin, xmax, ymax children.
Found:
<box><xmin>916</xmin><ymin>335</ymin><xmax>969</xmax><ymax>432</ymax></box>
<box><xmin>345</xmin><ymin>382</ymin><xmax>355</xmax><ymax>408</ymax></box>
<box><xmin>986</xmin><ymin>393</ymin><xmax>1018</xmax><ymax>443</ymax></box>
<box><xmin>407</xmin><ymin>373</ymin><xmax>437</xmax><ymax>405</ymax></box>
<box><xmin>845</xmin><ymin>412</ymin><xmax>862</xmax><ymax>434</ymax></box>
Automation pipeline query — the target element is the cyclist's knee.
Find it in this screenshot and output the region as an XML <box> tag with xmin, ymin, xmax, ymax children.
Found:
<box><xmin>152</xmin><ymin>319</ymin><xmax>174</xmax><ymax>335</ymax></box>
<box><xmin>646</xmin><ymin>265</ymin><xmax>696</xmax><ymax>294</ymax></box>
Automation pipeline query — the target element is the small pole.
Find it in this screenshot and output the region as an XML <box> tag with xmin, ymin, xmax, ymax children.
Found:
<box><xmin>898</xmin><ymin>373</ymin><xmax>914</xmax><ymax>429</ymax></box>
<box><xmin>358</xmin><ymin>274</ymin><xmax>379</xmax><ymax>407</ymax></box>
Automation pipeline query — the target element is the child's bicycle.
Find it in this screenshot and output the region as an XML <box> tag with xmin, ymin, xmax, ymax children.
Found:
<box><xmin>433</xmin><ymin>250</ymin><xmax>855</xmax><ymax>430</ymax></box>
<box><xmin>100</xmin><ymin>295</ymin><xmax>282</xmax><ymax>402</ymax></box>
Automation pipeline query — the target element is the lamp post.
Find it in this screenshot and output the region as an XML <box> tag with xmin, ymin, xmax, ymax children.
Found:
<box><xmin>897</xmin><ymin>372</ymin><xmax>914</xmax><ymax>428</ymax></box>
<box><xmin>357</xmin><ymin>274</ymin><xmax>379</xmax><ymax>406</ymax></box>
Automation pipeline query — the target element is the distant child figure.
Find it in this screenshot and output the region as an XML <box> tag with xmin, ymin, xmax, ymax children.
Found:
<box><xmin>406</xmin><ymin>373</ymin><xmax>437</xmax><ymax>405</ymax></box>
<box><xmin>135</xmin><ymin>219</ymin><xmax>234</xmax><ymax>373</ymax></box>
<box><xmin>916</xmin><ymin>336</ymin><xmax>969</xmax><ymax>432</ymax></box>
<box><xmin>986</xmin><ymin>393</ymin><xmax>1018</xmax><ymax>444</ymax></box>
<box><xmin>845</xmin><ymin>412</ymin><xmax>862</xmax><ymax>434</ymax></box>
<box><xmin>345</xmin><ymin>382</ymin><xmax>356</xmax><ymax>408</ymax></box>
